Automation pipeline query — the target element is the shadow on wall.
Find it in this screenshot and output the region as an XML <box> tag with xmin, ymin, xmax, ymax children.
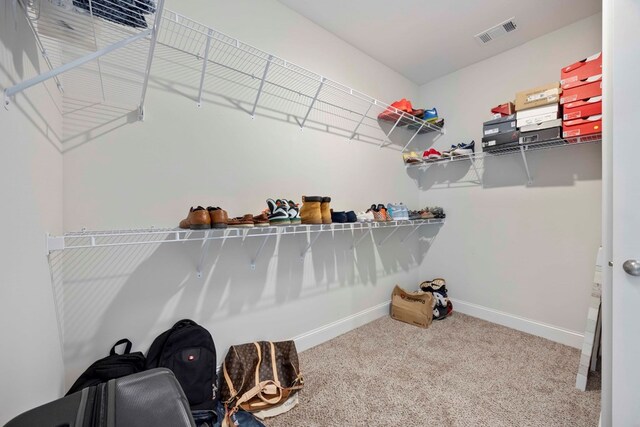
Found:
<box><xmin>53</xmin><ymin>223</ymin><xmax>440</xmax><ymax>387</ymax></box>
<box><xmin>407</xmin><ymin>142</ymin><xmax>602</xmax><ymax>190</ymax></box>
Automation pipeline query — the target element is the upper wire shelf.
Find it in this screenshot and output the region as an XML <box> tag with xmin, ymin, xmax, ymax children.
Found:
<box><xmin>4</xmin><ymin>0</ymin><xmax>164</xmax><ymax>118</ymax></box>
<box><xmin>155</xmin><ymin>10</ymin><xmax>444</xmax><ymax>148</ymax></box>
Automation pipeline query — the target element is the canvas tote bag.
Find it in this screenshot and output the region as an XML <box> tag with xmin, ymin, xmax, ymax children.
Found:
<box><xmin>221</xmin><ymin>341</ymin><xmax>303</xmax><ymax>414</ymax></box>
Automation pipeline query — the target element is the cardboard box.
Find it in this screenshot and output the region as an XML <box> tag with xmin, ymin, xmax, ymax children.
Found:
<box><xmin>491</xmin><ymin>102</ymin><xmax>515</xmax><ymax>116</ymax></box>
<box><xmin>561</xmin><ymin>53</ymin><xmax>602</xmax><ymax>87</ymax></box>
<box><xmin>519</xmin><ymin>126</ymin><xmax>563</xmax><ymax>146</ymax></box>
<box><xmin>563</xmin><ymin>97</ymin><xmax>602</xmax><ymax>120</ymax></box>
<box><xmin>482</xmin><ymin>130</ymin><xmax>520</xmax><ymax>151</ymax></box>
<box><xmin>483</xmin><ymin>114</ymin><xmax>516</xmax><ymax>136</ymax></box>
<box><xmin>515</xmin><ymin>82</ymin><xmax>561</xmax><ymax>111</ymax></box>
<box><xmin>390</xmin><ymin>285</ymin><xmax>433</xmax><ymax>329</ymax></box>
<box><xmin>519</xmin><ymin>118</ymin><xmax>562</xmax><ymax>133</ymax></box>
<box><xmin>516</xmin><ymin>105</ymin><xmax>560</xmax><ymax>128</ymax></box>
<box><xmin>560</xmin><ymin>75</ymin><xmax>602</xmax><ymax>104</ymax></box>
<box><xmin>562</xmin><ymin>115</ymin><xmax>602</xmax><ymax>138</ymax></box>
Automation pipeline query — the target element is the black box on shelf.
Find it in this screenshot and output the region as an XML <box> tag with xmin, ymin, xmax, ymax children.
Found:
<box><xmin>482</xmin><ymin>130</ymin><xmax>520</xmax><ymax>151</ymax></box>
<box><xmin>483</xmin><ymin>114</ymin><xmax>517</xmax><ymax>137</ymax></box>
<box><xmin>519</xmin><ymin>126</ymin><xmax>563</xmax><ymax>146</ymax></box>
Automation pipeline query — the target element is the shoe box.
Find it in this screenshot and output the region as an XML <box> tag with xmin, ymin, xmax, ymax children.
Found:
<box><xmin>519</xmin><ymin>118</ymin><xmax>562</xmax><ymax>133</ymax></box>
<box><xmin>482</xmin><ymin>129</ymin><xmax>520</xmax><ymax>151</ymax></box>
<box><xmin>491</xmin><ymin>102</ymin><xmax>515</xmax><ymax>116</ymax></box>
<box><xmin>515</xmin><ymin>104</ymin><xmax>560</xmax><ymax>128</ymax></box>
<box><xmin>515</xmin><ymin>82</ymin><xmax>561</xmax><ymax>111</ymax></box>
<box><xmin>560</xmin><ymin>75</ymin><xmax>602</xmax><ymax>105</ymax></box>
<box><xmin>519</xmin><ymin>126</ymin><xmax>563</xmax><ymax>146</ymax></box>
<box><xmin>483</xmin><ymin>114</ymin><xmax>516</xmax><ymax>137</ymax></box>
<box><xmin>563</xmin><ymin>96</ymin><xmax>602</xmax><ymax>120</ymax></box>
<box><xmin>562</xmin><ymin>115</ymin><xmax>602</xmax><ymax>138</ymax></box>
<box><xmin>561</xmin><ymin>52</ymin><xmax>602</xmax><ymax>86</ymax></box>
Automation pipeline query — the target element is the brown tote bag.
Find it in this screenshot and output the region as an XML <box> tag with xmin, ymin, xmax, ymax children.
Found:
<box><xmin>221</xmin><ymin>341</ymin><xmax>304</xmax><ymax>413</ymax></box>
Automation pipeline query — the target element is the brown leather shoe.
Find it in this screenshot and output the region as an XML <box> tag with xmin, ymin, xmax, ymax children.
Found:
<box><xmin>227</xmin><ymin>214</ymin><xmax>254</xmax><ymax>228</ymax></box>
<box><xmin>179</xmin><ymin>206</ymin><xmax>211</xmax><ymax>230</ymax></box>
<box><xmin>207</xmin><ymin>206</ymin><xmax>228</xmax><ymax>229</ymax></box>
<box><xmin>252</xmin><ymin>213</ymin><xmax>270</xmax><ymax>227</ymax></box>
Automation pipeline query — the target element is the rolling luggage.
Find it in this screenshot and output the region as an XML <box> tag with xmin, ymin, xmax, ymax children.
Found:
<box><xmin>5</xmin><ymin>368</ymin><xmax>195</xmax><ymax>427</ymax></box>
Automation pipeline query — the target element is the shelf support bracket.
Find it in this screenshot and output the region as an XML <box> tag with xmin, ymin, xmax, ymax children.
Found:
<box><xmin>349</xmin><ymin>102</ymin><xmax>373</xmax><ymax>140</ymax></box>
<box><xmin>138</xmin><ymin>0</ymin><xmax>165</xmax><ymax>121</ymax></box>
<box><xmin>401</xmin><ymin>122</ymin><xmax>425</xmax><ymax>152</ymax></box>
<box><xmin>400</xmin><ymin>224</ymin><xmax>425</xmax><ymax>243</ymax></box>
<box><xmin>4</xmin><ymin>28</ymin><xmax>152</xmax><ymax>106</ymax></box>
<box><xmin>250</xmin><ymin>235</ymin><xmax>270</xmax><ymax>270</ymax></box>
<box><xmin>300</xmin><ymin>230</ymin><xmax>322</xmax><ymax>260</ymax></box>
<box><xmin>197</xmin><ymin>29</ymin><xmax>213</xmax><ymax>107</ymax></box>
<box><xmin>377</xmin><ymin>227</ymin><xmax>400</xmax><ymax>246</ymax></box>
<box><xmin>380</xmin><ymin>111</ymin><xmax>406</xmax><ymax>148</ymax></box>
<box><xmin>299</xmin><ymin>78</ymin><xmax>324</xmax><ymax>129</ymax></box>
<box><xmin>196</xmin><ymin>230</ymin><xmax>212</xmax><ymax>279</ymax></box>
<box><xmin>350</xmin><ymin>229</ymin><xmax>371</xmax><ymax>250</ymax></box>
<box><xmin>251</xmin><ymin>55</ymin><xmax>272</xmax><ymax>118</ymax></box>
<box><xmin>519</xmin><ymin>146</ymin><xmax>533</xmax><ymax>184</ymax></box>
<box><xmin>469</xmin><ymin>157</ymin><xmax>483</xmax><ymax>185</ymax></box>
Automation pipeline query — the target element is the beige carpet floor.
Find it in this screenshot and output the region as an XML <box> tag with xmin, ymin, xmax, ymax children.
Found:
<box><xmin>264</xmin><ymin>313</ymin><xmax>600</xmax><ymax>427</ymax></box>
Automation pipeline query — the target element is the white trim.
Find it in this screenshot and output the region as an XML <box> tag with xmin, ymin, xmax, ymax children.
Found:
<box><xmin>292</xmin><ymin>301</ymin><xmax>390</xmax><ymax>352</ymax></box>
<box><xmin>450</xmin><ymin>298</ymin><xmax>584</xmax><ymax>349</ymax></box>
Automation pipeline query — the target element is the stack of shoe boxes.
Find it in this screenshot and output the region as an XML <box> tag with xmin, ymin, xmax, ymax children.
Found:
<box><xmin>481</xmin><ymin>113</ymin><xmax>518</xmax><ymax>152</ymax></box>
<box><xmin>560</xmin><ymin>52</ymin><xmax>602</xmax><ymax>139</ymax></box>
<box><xmin>515</xmin><ymin>82</ymin><xmax>563</xmax><ymax>146</ymax></box>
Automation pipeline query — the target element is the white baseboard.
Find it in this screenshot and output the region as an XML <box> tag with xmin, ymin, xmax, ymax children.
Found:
<box><xmin>451</xmin><ymin>298</ymin><xmax>584</xmax><ymax>349</ymax></box>
<box><xmin>292</xmin><ymin>301</ymin><xmax>390</xmax><ymax>352</ymax></box>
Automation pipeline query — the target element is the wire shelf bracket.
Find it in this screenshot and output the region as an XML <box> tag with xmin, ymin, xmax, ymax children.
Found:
<box><xmin>519</xmin><ymin>146</ymin><xmax>533</xmax><ymax>185</ymax></box>
<box><xmin>250</xmin><ymin>234</ymin><xmax>271</xmax><ymax>270</ymax></box>
<box><xmin>400</xmin><ymin>223</ymin><xmax>425</xmax><ymax>243</ymax></box>
<box><xmin>351</xmin><ymin>228</ymin><xmax>371</xmax><ymax>250</ymax></box>
<box><xmin>196</xmin><ymin>29</ymin><xmax>213</xmax><ymax>108</ymax></box>
<box><xmin>377</xmin><ymin>227</ymin><xmax>401</xmax><ymax>246</ymax></box>
<box><xmin>251</xmin><ymin>56</ymin><xmax>272</xmax><ymax>119</ymax></box>
<box><xmin>195</xmin><ymin>230</ymin><xmax>213</xmax><ymax>279</ymax></box>
<box><xmin>300</xmin><ymin>229</ymin><xmax>323</xmax><ymax>261</ymax></box>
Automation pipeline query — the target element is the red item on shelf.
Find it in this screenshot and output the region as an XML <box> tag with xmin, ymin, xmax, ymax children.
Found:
<box><xmin>561</xmin><ymin>52</ymin><xmax>602</xmax><ymax>88</ymax></box>
<box><xmin>378</xmin><ymin>98</ymin><xmax>415</xmax><ymax>122</ymax></box>
<box><xmin>562</xmin><ymin>115</ymin><xmax>602</xmax><ymax>138</ymax></box>
<box><xmin>563</xmin><ymin>97</ymin><xmax>602</xmax><ymax>121</ymax></box>
<box><xmin>560</xmin><ymin>75</ymin><xmax>602</xmax><ymax>105</ymax></box>
<box><xmin>491</xmin><ymin>102</ymin><xmax>515</xmax><ymax>116</ymax></box>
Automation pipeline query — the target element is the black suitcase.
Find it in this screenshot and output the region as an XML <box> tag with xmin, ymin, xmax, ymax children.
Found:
<box><xmin>5</xmin><ymin>368</ymin><xmax>195</xmax><ymax>427</ymax></box>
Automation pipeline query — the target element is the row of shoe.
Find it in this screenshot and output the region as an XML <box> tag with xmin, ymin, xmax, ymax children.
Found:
<box><xmin>179</xmin><ymin>199</ymin><xmax>445</xmax><ymax>230</ymax></box>
<box><xmin>403</xmin><ymin>140</ymin><xmax>476</xmax><ymax>165</ymax></box>
<box><xmin>378</xmin><ymin>98</ymin><xmax>440</xmax><ymax>124</ymax></box>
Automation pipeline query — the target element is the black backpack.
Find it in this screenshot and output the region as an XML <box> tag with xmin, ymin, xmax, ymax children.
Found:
<box><xmin>66</xmin><ymin>338</ymin><xmax>146</xmax><ymax>395</ymax></box>
<box><xmin>146</xmin><ymin>319</ymin><xmax>217</xmax><ymax>410</ymax></box>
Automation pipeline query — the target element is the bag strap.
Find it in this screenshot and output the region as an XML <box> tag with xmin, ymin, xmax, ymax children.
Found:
<box><xmin>110</xmin><ymin>338</ymin><xmax>132</xmax><ymax>355</ymax></box>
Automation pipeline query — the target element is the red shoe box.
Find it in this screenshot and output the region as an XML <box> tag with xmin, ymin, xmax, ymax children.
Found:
<box><xmin>560</xmin><ymin>75</ymin><xmax>602</xmax><ymax>104</ymax></box>
<box><xmin>562</xmin><ymin>115</ymin><xmax>602</xmax><ymax>138</ymax></box>
<box><xmin>563</xmin><ymin>97</ymin><xmax>602</xmax><ymax>120</ymax></box>
<box><xmin>561</xmin><ymin>52</ymin><xmax>602</xmax><ymax>87</ymax></box>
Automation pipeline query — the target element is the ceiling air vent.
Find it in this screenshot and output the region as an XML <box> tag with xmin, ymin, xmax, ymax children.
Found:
<box><xmin>474</xmin><ymin>17</ymin><xmax>518</xmax><ymax>45</ymax></box>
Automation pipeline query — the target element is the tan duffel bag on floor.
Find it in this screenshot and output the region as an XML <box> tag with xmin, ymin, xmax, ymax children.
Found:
<box><xmin>221</xmin><ymin>341</ymin><xmax>304</xmax><ymax>415</ymax></box>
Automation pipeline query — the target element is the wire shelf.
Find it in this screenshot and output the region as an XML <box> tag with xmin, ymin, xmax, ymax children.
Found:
<box><xmin>156</xmin><ymin>10</ymin><xmax>444</xmax><ymax>147</ymax></box>
<box><xmin>5</xmin><ymin>0</ymin><xmax>164</xmax><ymax>116</ymax></box>
<box><xmin>405</xmin><ymin>133</ymin><xmax>602</xmax><ymax>169</ymax></box>
<box><xmin>47</xmin><ymin>219</ymin><xmax>445</xmax><ymax>252</ymax></box>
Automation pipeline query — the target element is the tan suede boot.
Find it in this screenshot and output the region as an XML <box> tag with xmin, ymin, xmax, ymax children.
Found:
<box><xmin>300</xmin><ymin>196</ymin><xmax>323</xmax><ymax>224</ymax></box>
<box><xmin>321</xmin><ymin>197</ymin><xmax>332</xmax><ymax>224</ymax></box>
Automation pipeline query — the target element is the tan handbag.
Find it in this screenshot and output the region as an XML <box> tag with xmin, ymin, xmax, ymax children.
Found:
<box><xmin>221</xmin><ymin>341</ymin><xmax>303</xmax><ymax>414</ymax></box>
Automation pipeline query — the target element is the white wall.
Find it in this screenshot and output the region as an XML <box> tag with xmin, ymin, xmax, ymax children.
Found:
<box><xmin>0</xmin><ymin>1</ymin><xmax>65</xmax><ymax>424</ymax></box>
<box><xmin>415</xmin><ymin>14</ymin><xmax>603</xmax><ymax>347</ymax></box>
<box><xmin>60</xmin><ymin>0</ymin><xmax>429</xmax><ymax>388</ymax></box>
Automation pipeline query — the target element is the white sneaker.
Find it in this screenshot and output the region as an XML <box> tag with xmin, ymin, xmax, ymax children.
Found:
<box><xmin>357</xmin><ymin>211</ymin><xmax>375</xmax><ymax>222</ymax></box>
